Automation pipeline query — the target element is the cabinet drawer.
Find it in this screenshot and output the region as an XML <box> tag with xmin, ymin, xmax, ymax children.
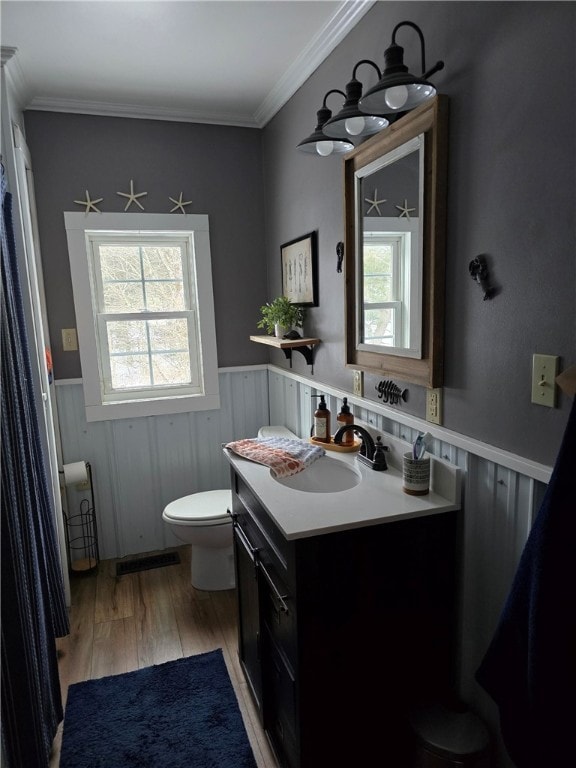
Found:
<box><xmin>234</xmin><ymin>473</ymin><xmax>291</xmax><ymax>575</ymax></box>
<box><xmin>263</xmin><ymin>631</ymin><xmax>298</xmax><ymax>768</ymax></box>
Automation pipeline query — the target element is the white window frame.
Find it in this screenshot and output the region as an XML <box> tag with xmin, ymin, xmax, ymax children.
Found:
<box><xmin>64</xmin><ymin>212</ymin><xmax>220</xmax><ymax>421</ymax></box>
<box><xmin>358</xmin><ymin>217</ymin><xmax>422</xmax><ymax>358</ymax></box>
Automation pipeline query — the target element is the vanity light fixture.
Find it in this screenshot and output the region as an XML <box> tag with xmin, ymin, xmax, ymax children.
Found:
<box><xmin>358</xmin><ymin>21</ymin><xmax>444</xmax><ymax>115</ymax></box>
<box><xmin>297</xmin><ymin>89</ymin><xmax>354</xmax><ymax>156</ymax></box>
<box><xmin>322</xmin><ymin>60</ymin><xmax>390</xmax><ymax>141</ymax></box>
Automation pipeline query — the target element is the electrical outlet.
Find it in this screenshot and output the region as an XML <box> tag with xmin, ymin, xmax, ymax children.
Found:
<box><xmin>353</xmin><ymin>370</ymin><xmax>364</xmax><ymax>397</ymax></box>
<box><xmin>62</xmin><ymin>328</ymin><xmax>78</xmax><ymax>352</ymax></box>
<box><xmin>531</xmin><ymin>354</ymin><xmax>559</xmax><ymax>407</ymax></box>
<box><xmin>426</xmin><ymin>388</ymin><xmax>442</xmax><ymax>425</ymax></box>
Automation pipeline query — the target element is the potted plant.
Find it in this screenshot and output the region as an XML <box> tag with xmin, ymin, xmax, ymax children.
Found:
<box><xmin>257</xmin><ymin>296</ymin><xmax>306</xmax><ymax>338</ymax></box>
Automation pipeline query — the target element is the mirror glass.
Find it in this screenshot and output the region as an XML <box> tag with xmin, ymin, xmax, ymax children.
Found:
<box><xmin>344</xmin><ymin>96</ymin><xmax>448</xmax><ymax>388</ymax></box>
<box><xmin>358</xmin><ymin>135</ymin><xmax>423</xmax><ymax>358</ymax></box>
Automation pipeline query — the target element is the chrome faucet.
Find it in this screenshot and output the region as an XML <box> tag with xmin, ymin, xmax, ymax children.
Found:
<box><xmin>333</xmin><ymin>425</ymin><xmax>388</xmax><ymax>471</ymax></box>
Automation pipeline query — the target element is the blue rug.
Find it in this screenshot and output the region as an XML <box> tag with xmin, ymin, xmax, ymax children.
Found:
<box><xmin>60</xmin><ymin>649</ymin><xmax>257</xmax><ymax>767</ymax></box>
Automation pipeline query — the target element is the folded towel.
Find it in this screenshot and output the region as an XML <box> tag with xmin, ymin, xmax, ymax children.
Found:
<box><xmin>225</xmin><ymin>437</ymin><xmax>325</xmax><ymax>478</ymax></box>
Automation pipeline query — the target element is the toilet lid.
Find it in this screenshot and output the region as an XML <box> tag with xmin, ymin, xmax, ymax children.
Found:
<box><xmin>163</xmin><ymin>490</ymin><xmax>232</xmax><ymax>524</ymax></box>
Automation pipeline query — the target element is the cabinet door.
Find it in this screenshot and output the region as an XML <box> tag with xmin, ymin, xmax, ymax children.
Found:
<box><xmin>262</xmin><ymin>628</ymin><xmax>298</xmax><ymax>768</ymax></box>
<box><xmin>233</xmin><ymin>521</ymin><xmax>263</xmax><ymax>717</ymax></box>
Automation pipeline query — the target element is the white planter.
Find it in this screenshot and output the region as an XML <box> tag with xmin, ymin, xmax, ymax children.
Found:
<box><xmin>274</xmin><ymin>323</ymin><xmax>287</xmax><ymax>338</ymax></box>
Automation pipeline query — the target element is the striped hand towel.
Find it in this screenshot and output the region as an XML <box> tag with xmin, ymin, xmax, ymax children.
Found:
<box><xmin>225</xmin><ymin>437</ymin><xmax>325</xmax><ymax>478</ymax></box>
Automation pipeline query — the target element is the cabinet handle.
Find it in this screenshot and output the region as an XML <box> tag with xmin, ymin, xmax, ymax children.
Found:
<box><xmin>259</xmin><ymin>561</ymin><xmax>289</xmax><ymax>614</ymax></box>
<box><xmin>233</xmin><ymin>521</ymin><xmax>260</xmax><ymax>564</ymax></box>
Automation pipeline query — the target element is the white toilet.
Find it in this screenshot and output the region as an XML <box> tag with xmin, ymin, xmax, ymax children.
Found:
<box><xmin>257</xmin><ymin>425</ymin><xmax>299</xmax><ymax>440</ymax></box>
<box><xmin>162</xmin><ymin>489</ymin><xmax>235</xmax><ymax>591</ymax></box>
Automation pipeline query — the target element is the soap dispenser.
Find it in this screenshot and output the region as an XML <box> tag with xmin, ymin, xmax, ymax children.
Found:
<box><xmin>312</xmin><ymin>395</ymin><xmax>331</xmax><ymax>443</ymax></box>
<box><xmin>336</xmin><ymin>397</ymin><xmax>354</xmax><ymax>446</ymax></box>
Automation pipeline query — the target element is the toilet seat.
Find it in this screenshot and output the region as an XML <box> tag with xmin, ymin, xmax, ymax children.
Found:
<box><xmin>162</xmin><ymin>489</ymin><xmax>232</xmax><ymax>526</ymax></box>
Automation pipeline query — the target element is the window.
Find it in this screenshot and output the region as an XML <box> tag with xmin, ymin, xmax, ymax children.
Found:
<box><xmin>65</xmin><ymin>213</ymin><xmax>219</xmax><ymax>421</ymax></box>
<box><xmin>358</xmin><ymin>217</ymin><xmax>421</xmax><ymax>358</ymax></box>
<box><xmin>362</xmin><ymin>233</ymin><xmax>403</xmax><ymax>347</ymax></box>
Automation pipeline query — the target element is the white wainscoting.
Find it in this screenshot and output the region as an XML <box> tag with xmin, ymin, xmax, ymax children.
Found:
<box><xmin>265</xmin><ymin>365</ymin><xmax>551</xmax><ymax>768</ymax></box>
<box><xmin>56</xmin><ymin>363</ymin><xmax>551</xmax><ymax>768</ymax></box>
<box><xmin>55</xmin><ymin>367</ymin><xmax>270</xmax><ymax>560</ymax></box>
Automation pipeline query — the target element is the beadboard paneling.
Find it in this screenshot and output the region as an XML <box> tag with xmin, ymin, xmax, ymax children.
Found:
<box><xmin>56</xmin><ymin>369</ymin><xmax>269</xmax><ymax>559</ymax></box>
<box><xmin>57</xmin><ymin>364</ymin><xmax>552</xmax><ymax>768</ymax></box>
<box><xmin>265</xmin><ymin>366</ymin><xmax>551</xmax><ymax>768</ymax></box>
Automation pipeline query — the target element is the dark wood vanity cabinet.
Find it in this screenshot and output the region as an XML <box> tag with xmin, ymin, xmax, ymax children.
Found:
<box><xmin>230</xmin><ymin>468</ymin><xmax>458</xmax><ymax>768</ymax></box>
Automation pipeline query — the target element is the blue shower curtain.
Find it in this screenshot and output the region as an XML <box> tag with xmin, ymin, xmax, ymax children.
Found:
<box><xmin>1</xmin><ymin>165</ymin><xmax>69</xmax><ymax>766</ymax></box>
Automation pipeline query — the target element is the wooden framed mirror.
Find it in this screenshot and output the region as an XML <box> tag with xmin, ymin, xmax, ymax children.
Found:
<box><xmin>344</xmin><ymin>95</ymin><xmax>448</xmax><ymax>388</ymax></box>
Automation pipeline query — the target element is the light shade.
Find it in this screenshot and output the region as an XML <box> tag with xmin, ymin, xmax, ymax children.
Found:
<box><xmin>297</xmin><ymin>90</ymin><xmax>354</xmax><ymax>156</ymax></box>
<box><xmin>322</xmin><ymin>61</ymin><xmax>389</xmax><ymax>141</ymax></box>
<box><xmin>358</xmin><ymin>22</ymin><xmax>443</xmax><ymax>115</ymax></box>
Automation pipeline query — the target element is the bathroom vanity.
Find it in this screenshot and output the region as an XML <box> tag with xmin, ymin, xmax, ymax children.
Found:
<box><xmin>225</xmin><ymin>438</ymin><xmax>460</xmax><ymax>768</ymax></box>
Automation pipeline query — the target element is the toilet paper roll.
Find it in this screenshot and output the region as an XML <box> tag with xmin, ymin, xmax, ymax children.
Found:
<box><xmin>62</xmin><ymin>461</ymin><xmax>88</xmax><ymax>486</ymax></box>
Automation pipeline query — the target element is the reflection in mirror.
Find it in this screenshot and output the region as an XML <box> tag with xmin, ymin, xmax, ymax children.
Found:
<box><xmin>344</xmin><ymin>96</ymin><xmax>448</xmax><ymax>388</ymax></box>
<box><xmin>359</xmin><ymin>136</ymin><xmax>423</xmax><ymax>357</ymax></box>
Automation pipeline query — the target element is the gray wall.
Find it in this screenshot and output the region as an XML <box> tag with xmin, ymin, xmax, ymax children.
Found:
<box><xmin>25</xmin><ymin>2</ymin><xmax>575</xmax><ymax>466</ymax></box>
<box><xmin>262</xmin><ymin>1</ymin><xmax>575</xmax><ymax>466</ymax></box>
<box><xmin>23</xmin><ymin>113</ymin><xmax>269</xmax><ymax>378</ymax></box>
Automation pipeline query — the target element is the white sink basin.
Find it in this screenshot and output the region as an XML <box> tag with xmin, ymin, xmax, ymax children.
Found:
<box><xmin>272</xmin><ymin>456</ymin><xmax>361</xmax><ymax>493</ymax></box>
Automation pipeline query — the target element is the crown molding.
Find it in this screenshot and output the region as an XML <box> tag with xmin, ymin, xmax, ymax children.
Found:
<box><xmin>1</xmin><ymin>46</ymin><xmax>18</xmax><ymax>66</ymax></box>
<box><xmin>24</xmin><ymin>1</ymin><xmax>376</xmax><ymax>128</ymax></box>
<box><xmin>1</xmin><ymin>47</ymin><xmax>31</xmax><ymax>112</ymax></box>
<box><xmin>25</xmin><ymin>95</ymin><xmax>260</xmax><ymax>127</ymax></box>
<box><xmin>254</xmin><ymin>0</ymin><xmax>376</xmax><ymax>128</ymax></box>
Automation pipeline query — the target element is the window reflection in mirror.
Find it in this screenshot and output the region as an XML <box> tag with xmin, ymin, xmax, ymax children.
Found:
<box><xmin>358</xmin><ymin>137</ymin><xmax>423</xmax><ymax>357</ymax></box>
<box><xmin>344</xmin><ymin>96</ymin><xmax>448</xmax><ymax>388</ymax></box>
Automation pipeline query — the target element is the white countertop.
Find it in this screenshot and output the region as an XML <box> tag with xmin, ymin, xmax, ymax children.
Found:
<box><xmin>224</xmin><ymin>433</ymin><xmax>461</xmax><ymax>541</ymax></box>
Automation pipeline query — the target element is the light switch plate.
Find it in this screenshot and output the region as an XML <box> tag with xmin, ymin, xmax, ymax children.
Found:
<box><xmin>62</xmin><ymin>328</ymin><xmax>78</xmax><ymax>351</ymax></box>
<box><xmin>426</xmin><ymin>388</ymin><xmax>442</xmax><ymax>425</ymax></box>
<box><xmin>531</xmin><ymin>354</ymin><xmax>559</xmax><ymax>407</ymax></box>
<box><xmin>353</xmin><ymin>370</ymin><xmax>363</xmax><ymax>397</ymax></box>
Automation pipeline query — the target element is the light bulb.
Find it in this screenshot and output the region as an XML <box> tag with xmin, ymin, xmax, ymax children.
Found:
<box><xmin>316</xmin><ymin>140</ymin><xmax>334</xmax><ymax>156</ymax></box>
<box><xmin>384</xmin><ymin>85</ymin><xmax>409</xmax><ymax>110</ymax></box>
<box><xmin>345</xmin><ymin>116</ymin><xmax>366</xmax><ymax>136</ymax></box>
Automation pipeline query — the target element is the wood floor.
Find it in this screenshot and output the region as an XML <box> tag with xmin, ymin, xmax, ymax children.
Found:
<box><xmin>50</xmin><ymin>545</ymin><xmax>278</xmax><ymax>768</ymax></box>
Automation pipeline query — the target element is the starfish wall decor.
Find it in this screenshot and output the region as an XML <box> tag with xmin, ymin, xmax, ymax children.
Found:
<box><xmin>169</xmin><ymin>192</ymin><xmax>193</xmax><ymax>214</ymax></box>
<box><xmin>117</xmin><ymin>179</ymin><xmax>148</xmax><ymax>211</ymax></box>
<box><xmin>73</xmin><ymin>190</ymin><xmax>103</xmax><ymax>214</ymax></box>
<box><xmin>73</xmin><ymin>182</ymin><xmax>197</xmax><ymax>214</ymax></box>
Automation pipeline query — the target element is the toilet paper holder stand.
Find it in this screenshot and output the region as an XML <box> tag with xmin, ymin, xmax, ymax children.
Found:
<box><xmin>62</xmin><ymin>461</ymin><xmax>99</xmax><ymax>574</ymax></box>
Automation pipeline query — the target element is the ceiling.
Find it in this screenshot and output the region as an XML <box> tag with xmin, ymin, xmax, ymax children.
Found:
<box><xmin>1</xmin><ymin>0</ymin><xmax>374</xmax><ymax>128</ymax></box>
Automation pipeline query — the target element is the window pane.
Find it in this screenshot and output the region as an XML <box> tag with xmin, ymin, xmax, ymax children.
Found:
<box><xmin>107</xmin><ymin>321</ymin><xmax>148</xmax><ymax>353</ymax></box>
<box><xmin>364</xmin><ymin>243</ymin><xmax>393</xmax><ymax>273</ymax></box>
<box><xmin>110</xmin><ymin>355</ymin><xmax>151</xmax><ymax>389</ymax></box>
<box><xmin>364</xmin><ymin>308</ymin><xmax>395</xmax><ymax>346</ymax></box>
<box><xmin>103</xmin><ymin>282</ymin><xmax>145</xmax><ymax>312</ymax></box>
<box><xmin>152</xmin><ymin>353</ymin><xmax>192</xmax><ymax>385</ymax></box>
<box><xmin>145</xmin><ymin>281</ymin><xmax>185</xmax><ymax>311</ymax></box>
<box><xmin>99</xmin><ymin>246</ymin><xmax>142</xmax><ymax>280</ymax></box>
<box><xmin>363</xmin><ymin>242</ymin><xmax>395</xmax><ymax>304</ymax></box>
<box><xmin>148</xmin><ymin>319</ymin><xmax>189</xmax><ymax>351</ymax></box>
<box><xmin>142</xmin><ymin>247</ymin><xmax>183</xmax><ymax>280</ymax></box>
<box><xmin>364</xmin><ymin>275</ymin><xmax>392</xmax><ymax>303</ymax></box>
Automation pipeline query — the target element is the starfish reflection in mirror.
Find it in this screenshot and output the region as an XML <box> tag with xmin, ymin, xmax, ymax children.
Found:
<box><xmin>364</xmin><ymin>189</ymin><xmax>386</xmax><ymax>216</ymax></box>
<box><xmin>395</xmin><ymin>199</ymin><xmax>416</xmax><ymax>219</ymax></box>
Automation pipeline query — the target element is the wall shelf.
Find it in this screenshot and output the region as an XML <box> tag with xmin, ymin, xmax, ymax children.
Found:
<box><xmin>250</xmin><ymin>335</ymin><xmax>321</xmax><ymax>373</ymax></box>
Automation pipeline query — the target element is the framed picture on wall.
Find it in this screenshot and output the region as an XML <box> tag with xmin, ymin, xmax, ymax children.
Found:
<box><xmin>280</xmin><ymin>231</ymin><xmax>318</xmax><ymax>307</ymax></box>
